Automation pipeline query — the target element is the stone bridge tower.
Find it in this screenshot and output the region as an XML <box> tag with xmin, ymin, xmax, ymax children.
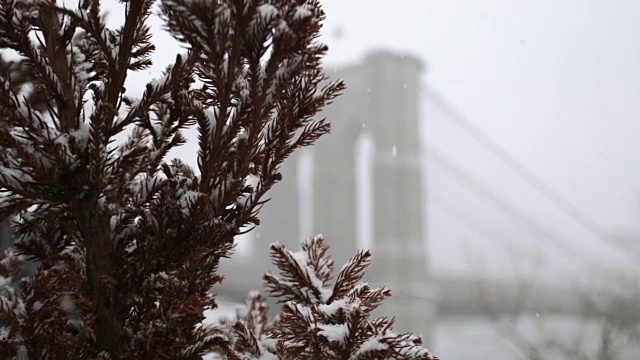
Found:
<box><xmin>250</xmin><ymin>51</ymin><xmax>435</xmax><ymax>339</ymax></box>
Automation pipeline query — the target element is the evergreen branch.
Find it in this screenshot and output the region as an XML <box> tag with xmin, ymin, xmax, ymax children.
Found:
<box><xmin>331</xmin><ymin>250</ymin><xmax>373</xmax><ymax>303</ymax></box>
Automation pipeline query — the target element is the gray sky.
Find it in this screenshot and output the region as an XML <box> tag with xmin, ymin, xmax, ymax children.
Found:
<box><xmin>314</xmin><ymin>0</ymin><xmax>640</xmax><ymax>278</ymax></box>
<box><xmin>320</xmin><ymin>0</ymin><xmax>640</xmax><ymax>234</ymax></box>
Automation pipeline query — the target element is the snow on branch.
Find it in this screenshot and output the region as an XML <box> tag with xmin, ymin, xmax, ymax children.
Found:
<box><xmin>209</xmin><ymin>236</ymin><xmax>438</xmax><ymax>360</ymax></box>
<box><xmin>0</xmin><ymin>0</ymin><xmax>350</xmax><ymax>358</ymax></box>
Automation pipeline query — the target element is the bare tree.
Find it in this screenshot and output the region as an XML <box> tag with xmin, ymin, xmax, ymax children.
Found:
<box><xmin>475</xmin><ymin>268</ymin><xmax>640</xmax><ymax>360</ymax></box>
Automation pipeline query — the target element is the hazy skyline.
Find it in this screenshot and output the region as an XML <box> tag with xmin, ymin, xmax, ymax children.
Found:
<box><xmin>307</xmin><ymin>0</ymin><xmax>640</xmax><ymax>278</ymax></box>
<box><xmin>319</xmin><ymin>0</ymin><xmax>640</xmax><ymax>235</ymax></box>
<box><xmin>113</xmin><ymin>1</ymin><xmax>640</xmax><ymax>277</ymax></box>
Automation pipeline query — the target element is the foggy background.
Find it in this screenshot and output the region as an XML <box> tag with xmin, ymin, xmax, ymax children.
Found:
<box><xmin>313</xmin><ymin>2</ymin><xmax>640</xmax><ymax>358</ymax></box>
<box><xmin>318</xmin><ymin>0</ymin><xmax>640</xmax><ymax>273</ymax></box>
<box><xmin>114</xmin><ymin>0</ymin><xmax>640</xmax><ymax>358</ymax></box>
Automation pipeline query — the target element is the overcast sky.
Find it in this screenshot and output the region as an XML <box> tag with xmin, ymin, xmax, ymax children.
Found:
<box><xmin>319</xmin><ymin>0</ymin><xmax>640</xmax><ymax>234</ymax></box>
<box><xmin>312</xmin><ymin>0</ymin><xmax>640</xmax><ymax>277</ymax></box>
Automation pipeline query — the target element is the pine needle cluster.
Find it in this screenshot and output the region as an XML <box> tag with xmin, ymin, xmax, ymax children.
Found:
<box><xmin>210</xmin><ymin>236</ymin><xmax>438</xmax><ymax>360</ymax></box>
<box><xmin>0</xmin><ymin>0</ymin><xmax>342</xmax><ymax>357</ymax></box>
<box><xmin>0</xmin><ymin>0</ymin><xmax>438</xmax><ymax>358</ymax></box>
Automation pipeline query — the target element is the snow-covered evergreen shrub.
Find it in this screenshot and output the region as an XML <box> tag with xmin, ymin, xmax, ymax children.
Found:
<box><xmin>210</xmin><ymin>236</ymin><xmax>438</xmax><ymax>360</ymax></box>
<box><xmin>0</xmin><ymin>0</ymin><xmax>439</xmax><ymax>358</ymax></box>
<box><xmin>0</xmin><ymin>0</ymin><xmax>344</xmax><ymax>357</ymax></box>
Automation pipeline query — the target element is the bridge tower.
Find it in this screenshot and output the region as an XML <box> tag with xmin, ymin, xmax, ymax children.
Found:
<box><xmin>256</xmin><ymin>51</ymin><xmax>436</xmax><ymax>339</ymax></box>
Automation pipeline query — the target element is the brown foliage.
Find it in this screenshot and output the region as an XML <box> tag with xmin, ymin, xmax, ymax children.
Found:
<box><xmin>0</xmin><ymin>0</ymin><xmax>342</xmax><ymax>357</ymax></box>
<box><xmin>213</xmin><ymin>236</ymin><xmax>438</xmax><ymax>360</ymax></box>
